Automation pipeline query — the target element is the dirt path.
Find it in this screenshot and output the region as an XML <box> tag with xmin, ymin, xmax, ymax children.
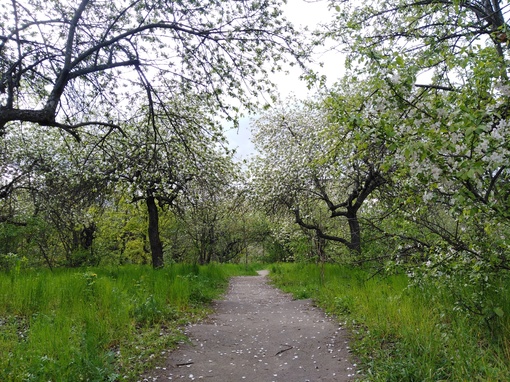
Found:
<box><xmin>141</xmin><ymin>270</ymin><xmax>357</xmax><ymax>381</ymax></box>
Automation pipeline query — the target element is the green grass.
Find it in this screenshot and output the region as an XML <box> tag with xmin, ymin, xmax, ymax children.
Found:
<box><xmin>0</xmin><ymin>263</ymin><xmax>258</xmax><ymax>381</ymax></box>
<box><xmin>269</xmin><ymin>263</ymin><xmax>510</xmax><ymax>381</ymax></box>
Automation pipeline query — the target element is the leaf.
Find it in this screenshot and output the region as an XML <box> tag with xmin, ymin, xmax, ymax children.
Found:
<box><xmin>494</xmin><ymin>307</ymin><xmax>504</xmax><ymax>318</ymax></box>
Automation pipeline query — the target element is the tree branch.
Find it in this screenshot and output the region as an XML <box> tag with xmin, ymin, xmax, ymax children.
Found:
<box><xmin>293</xmin><ymin>207</ymin><xmax>351</xmax><ymax>246</ymax></box>
<box><xmin>414</xmin><ymin>83</ymin><xmax>457</xmax><ymax>91</ymax></box>
<box><xmin>68</xmin><ymin>59</ymin><xmax>140</xmax><ymax>79</ymax></box>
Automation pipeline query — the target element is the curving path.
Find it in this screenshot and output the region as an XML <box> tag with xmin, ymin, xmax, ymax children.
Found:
<box><xmin>141</xmin><ymin>270</ymin><xmax>357</xmax><ymax>381</ymax></box>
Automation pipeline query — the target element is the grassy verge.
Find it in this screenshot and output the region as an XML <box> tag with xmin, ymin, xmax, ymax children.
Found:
<box><xmin>269</xmin><ymin>263</ymin><xmax>510</xmax><ymax>381</ymax></box>
<box><xmin>0</xmin><ymin>263</ymin><xmax>258</xmax><ymax>381</ymax></box>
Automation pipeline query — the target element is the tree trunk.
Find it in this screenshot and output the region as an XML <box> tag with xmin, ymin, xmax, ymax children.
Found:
<box><xmin>347</xmin><ymin>211</ymin><xmax>362</xmax><ymax>254</ymax></box>
<box><xmin>205</xmin><ymin>225</ymin><xmax>214</xmax><ymax>264</ymax></box>
<box><xmin>80</xmin><ymin>223</ymin><xmax>95</xmax><ymax>249</ymax></box>
<box><xmin>146</xmin><ymin>194</ymin><xmax>164</xmax><ymax>268</ymax></box>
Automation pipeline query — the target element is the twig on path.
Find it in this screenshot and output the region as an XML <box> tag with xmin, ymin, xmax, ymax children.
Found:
<box><xmin>176</xmin><ymin>362</ymin><xmax>194</xmax><ymax>367</ymax></box>
<box><xmin>275</xmin><ymin>345</ymin><xmax>293</xmax><ymax>356</ymax></box>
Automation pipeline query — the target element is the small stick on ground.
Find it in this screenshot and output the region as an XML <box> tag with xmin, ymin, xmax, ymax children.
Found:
<box><xmin>176</xmin><ymin>362</ymin><xmax>194</xmax><ymax>367</ymax></box>
<box><xmin>275</xmin><ymin>346</ymin><xmax>293</xmax><ymax>356</ymax></box>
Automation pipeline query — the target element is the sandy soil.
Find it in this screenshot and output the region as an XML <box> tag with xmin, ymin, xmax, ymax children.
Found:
<box><xmin>140</xmin><ymin>270</ymin><xmax>357</xmax><ymax>381</ymax></box>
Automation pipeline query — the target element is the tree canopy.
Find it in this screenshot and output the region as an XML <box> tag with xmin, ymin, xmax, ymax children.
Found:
<box><xmin>0</xmin><ymin>0</ymin><xmax>306</xmax><ymax>135</ymax></box>
<box><xmin>251</xmin><ymin>93</ymin><xmax>390</xmax><ymax>255</ymax></box>
<box><xmin>1</xmin><ymin>0</ymin><xmax>509</xmax><ymax>288</ymax></box>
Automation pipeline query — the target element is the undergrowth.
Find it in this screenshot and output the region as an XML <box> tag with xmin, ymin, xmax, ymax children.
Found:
<box><xmin>269</xmin><ymin>263</ymin><xmax>510</xmax><ymax>381</ymax></box>
<box><xmin>0</xmin><ymin>263</ymin><xmax>258</xmax><ymax>381</ymax></box>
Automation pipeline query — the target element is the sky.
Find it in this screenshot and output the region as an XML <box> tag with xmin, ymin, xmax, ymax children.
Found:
<box><xmin>224</xmin><ymin>0</ymin><xmax>342</xmax><ymax>160</ymax></box>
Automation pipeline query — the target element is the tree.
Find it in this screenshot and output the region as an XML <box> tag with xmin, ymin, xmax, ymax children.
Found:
<box><xmin>321</xmin><ymin>0</ymin><xmax>510</xmax><ymax>319</ymax></box>
<box><xmin>0</xmin><ymin>94</ymin><xmax>240</xmax><ymax>268</ymax></box>
<box><xmin>1</xmin><ymin>0</ymin><xmax>310</xmax><ymax>269</ymax></box>
<box><xmin>1</xmin><ymin>77</ymin><xmax>242</xmax><ymax>269</ymax></box>
<box><xmin>93</xmin><ymin>195</ymin><xmax>153</xmax><ymax>265</ymax></box>
<box><xmin>0</xmin><ymin>0</ymin><xmax>307</xmax><ymax>136</ymax></box>
<box><xmin>251</xmin><ymin>94</ymin><xmax>390</xmax><ymax>256</ymax></box>
<box><xmin>326</xmin><ymin>0</ymin><xmax>510</xmax><ymax>263</ymax></box>
<box><xmin>100</xmin><ymin>92</ymin><xmax>235</xmax><ymax>268</ymax></box>
<box><xmin>177</xmin><ymin>178</ymin><xmax>245</xmax><ymax>264</ymax></box>
<box><xmin>0</xmin><ymin>123</ymin><xmax>113</xmax><ymax>267</ymax></box>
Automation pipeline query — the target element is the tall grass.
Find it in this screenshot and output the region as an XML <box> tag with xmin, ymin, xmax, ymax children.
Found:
<box><xmin>270</xmin><ymin>263</ymin><xmax>510</xmax><ymax>381</ymax></box>
<box><xmin>0</xmin><ymin>263</ymin><xmax>257</xmax><ymax>381</ymax></box>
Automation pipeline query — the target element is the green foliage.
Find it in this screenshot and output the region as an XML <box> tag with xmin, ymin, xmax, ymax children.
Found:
<box><xmin>0</xmin><ymin>264</ymin><xmax>256</xmax><ymax>381</ymax></box>
<box><xmin>92</xmin><ymin>198</ymin><xmax>151</xmax><ymax>265</ymax></box>
<box><xmin>261</xmin><ymin>238</ymin><xmax>292</xmax><ymax>263</ymax></box>
<box><xmin>0</xmin><ymin>0</ymin><xmax>309</xmax><ymax>270</ymax></box>
<box><xmin>270</xmin><ymin>263</ymin><xmax>510</xmax><ymax>381</ymax></box>
<box><xmin>0</xmin><ymin>253</ymin><xmax>27</xmax><ymax>274</ymax></box>
<box><xmin>297</xmin><ymin>0</ymin><xmax>510</xmax><ymax>332</ymax></box>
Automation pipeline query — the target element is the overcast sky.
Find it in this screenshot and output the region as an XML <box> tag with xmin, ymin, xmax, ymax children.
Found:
<box><xmin>225</xmin><ymin>0</ymin><xmax>341</xmax><ymax>160</ymax></box>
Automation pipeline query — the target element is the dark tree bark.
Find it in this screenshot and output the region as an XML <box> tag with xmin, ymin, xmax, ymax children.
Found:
<box><xmin>291</xmin><ymin>168</ymin><xmax>386</xmax><ymax>255</ymax></box>
<box><xmin>80</xmin><ymin>223</ymin><xmax>96</xmax><ymax>249</ymax></box>
<box><xmin>293</xmin><ymin>207</ymin><xmax>362</xmax><ymax>255</ymax></box>
<box><xmin>346</xmin><ymin>211</ymin><xmax>361</xmax><ymax>254</ymax></box>
<box><xmin>146</xmin><ymin>192</ymin><xmax>164</xmax><ymax>269</ymax></box>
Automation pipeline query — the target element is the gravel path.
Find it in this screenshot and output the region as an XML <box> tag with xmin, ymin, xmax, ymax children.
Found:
<box><xmin>141</xmin><ymin>270</ymin><xmax>357</xmax><ymax>381</ymax></box>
